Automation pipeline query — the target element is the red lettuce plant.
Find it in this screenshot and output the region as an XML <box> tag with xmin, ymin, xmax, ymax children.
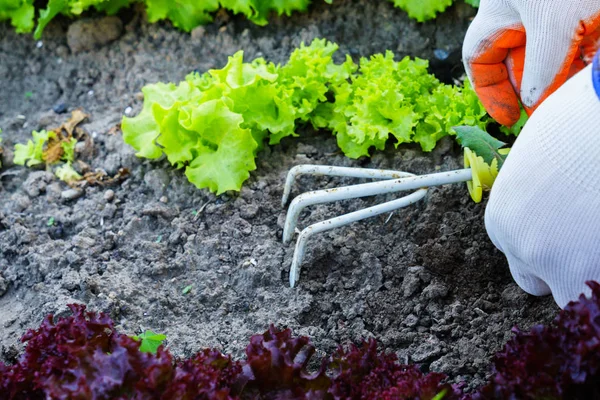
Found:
<box><xmin>0</xmin><ymin>308</ymin><xmax>459</xmax><ymax>400</ymax></box>
<box><xmin>470</xmin><ymin>281</ymin><xmax>600</xmax><ymax>400</ymax></box>
<box><xmin>4</xmin><ymin>281</ymin><xmax>600</xmax><ymax>400</ymax></box>
<box><xmin>162</xmin><ymin>349</ymin><xmax>242</xmax><ymax>399</ymax></box>
<box><xmin>0</xmin><ymin>304</ymin><xmax>174</xmax><ymax>399</ymax></box>
<box><xmin>328</xmin><ymin>339</ymin><xmax>462</xmax><ymax>400</ymax></box>
<box><xmin>241</xmin><ymin>325</ymin><xmax>331</xmax><ymax>399</ymax></box>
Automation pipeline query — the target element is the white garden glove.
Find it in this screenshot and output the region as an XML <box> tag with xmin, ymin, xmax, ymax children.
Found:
<box><xmin>484</xmin><ymin>54</ymin><xmax>600</xmax><ymax>308</ymax></box>
<box><xmin>463</xmin><ymin>0</ymin><xmax>600</xmax><ymax>126</ymax></box>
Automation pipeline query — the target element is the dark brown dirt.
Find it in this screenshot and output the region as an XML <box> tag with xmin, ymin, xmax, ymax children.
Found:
<box><xmin>0</xmin><ymin>0</ymin><xmax>558</xmax><ymax>391</ymax></box>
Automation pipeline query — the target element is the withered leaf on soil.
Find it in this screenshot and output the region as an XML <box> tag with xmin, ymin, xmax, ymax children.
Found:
<box><xmin>107</xmin><ymin>123</ymin><xmax>121</xmax><ymax>136</ymax></box>
<box><xmin>42</xmin><ymin>109</ymin><xmax>90</xmax><ymax>164</ymax></box>
<box><xmin>62</xmin><ymin>109</ymin><xmax>89</xmax><ymax>137</ymax></box>
<box><xmin>77</xmin><ymin>168</ymin><xmax>130</xmax><ymax>187</ymax></box>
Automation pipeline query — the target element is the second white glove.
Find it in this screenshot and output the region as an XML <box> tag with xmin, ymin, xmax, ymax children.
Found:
<box><xmin>485</xmin><ymin>57</ymin><xmax>600</xmax><ymax>308</ymax></box>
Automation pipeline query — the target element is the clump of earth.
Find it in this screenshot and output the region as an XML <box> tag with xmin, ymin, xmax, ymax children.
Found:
<box><xmin>0</xmin><ymin>0</ymin><xmax>557</xmax><ymax>391</ymax></box>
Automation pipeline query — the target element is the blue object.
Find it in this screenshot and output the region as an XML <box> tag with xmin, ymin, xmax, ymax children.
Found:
<box><xmin>53</xmin><ymin>103</ymin><xmax>67</xmax><ymax>114</ymax></box>
<box><xmin>593</xmin><ymin>51</ymin><xmax>600</xmax><ymax>101</ymax></box>
<box><xmin>433</xmin><ymin>49</ymin><xmax>449</xmax><ymax>61</ymax></box>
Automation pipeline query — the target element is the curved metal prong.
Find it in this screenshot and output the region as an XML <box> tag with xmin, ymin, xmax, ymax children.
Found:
<box><xmin>281</xmin><ymin>165</ymin><xmax>413</xmax><ymax>207</ymax></box>
<box><xmin>289</xmin><ymin>188</ymin><xmax>429</xmax><ymax>288</ymax></box>
<box><xmin>283</xmin><ymin>168</ymin><xmax>473</xmax><ymax>244</ymax></box>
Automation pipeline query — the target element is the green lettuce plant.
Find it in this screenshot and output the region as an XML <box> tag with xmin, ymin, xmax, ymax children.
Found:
<box><xmin>1</xmin><ymin>0</ymin><xmax>480</xmax><ymax>38</ymax></box>
<box><xmin>122</xmin><ymin>39</ymin><xmax>492</xmax><ymax>194</ymax></box>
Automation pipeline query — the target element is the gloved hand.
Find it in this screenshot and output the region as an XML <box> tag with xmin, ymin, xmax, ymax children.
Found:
<box><xmin>463</xmin><ymin>0</ymin><xmax>600</xmax><ymax>127</ymax></box>
<box><xmin>484</xmin><ymin>53</ymin><xmax>600</xmax><ymax>308</ymax></box>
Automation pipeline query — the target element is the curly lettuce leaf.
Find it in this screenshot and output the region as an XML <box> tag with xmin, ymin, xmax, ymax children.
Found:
<box><xmin>55</xmin><ymin>162</ymin><xmax>83</xmax><ymax>183</ymax></box>
<box><xmin>183</xmin><ymin>99</ymin><xmax>258</xmax><ymax>194</ymax></box>
<box><xmin>0</xmin><ymin>0</ymin><xmax>34</xmax><ymax>33</ymax></box>
<box><xmin>123</xmin><ymin>39</ymin><xmax>492</xmax><ymax>194</ymax></box>
<box><xmin>144</xmin><ymin>0</ymin><xmax>219</xmax><ymax>31</ymax></box>
<box><xmin>391</xmin><ymin>0</ymin><xmax>453</xmax><ymax>22</ymax></box>
<box><xmin>122</xmin><ymin>81</ymin><xmax>199</xmax><ymax>160</ymax></box>
<box><xmin>14</xmin><ymin>130</ymin><xmax>54</xmax><ymax>167</ymax></box>
<box><xmin>414</xmin><ymin>80</ymin><xmax>489</xmax><ymax>151</ymax></box>
<box><xmin>326</xmin><ymin>52</ymin><xmax>439</xmax><ymax>158</ymax></box>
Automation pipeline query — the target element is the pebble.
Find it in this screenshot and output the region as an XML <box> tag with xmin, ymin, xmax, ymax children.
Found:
<box><xmin>61</xmin><ymin>188</ymin><xmax>84</xmax><ymax>201</ymax></box>
<box><xmin>53</xmin><ymin>103</ymin><xmax>68</xmax><ymax>114</ymax></box>
<box><xmin>103</xmin><ymin>189</ymin><xmax>115</xmax><ymax>201</ymax></box>
<box><xmin>191</xmin><ymin>26</ymin><xmax>206</xmax><ymax>40</ymax></box>
<box><xmin>159</xmin><ymin>196</ymin><xmax>168</xmax><ymax>203</ymax></box>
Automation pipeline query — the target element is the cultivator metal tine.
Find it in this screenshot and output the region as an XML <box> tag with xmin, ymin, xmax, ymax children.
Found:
<box><xmin>282</xmin><ymin>168</ymin><xmax>473</xmax><ymax>244</ymax></box>
<box><xmin>281</xmin><ymin>165</ymin><xmax>414</xmax><ymax>207</ymax></box>
<box><xmin>289</xmin><ymin>188</ymin><xmax>428</xmax><ymax>288</ymax></box>
<box><xmin>283</xmin><ymin>167</ymin><xmax>475</xmax><ymax>287</ymax></box>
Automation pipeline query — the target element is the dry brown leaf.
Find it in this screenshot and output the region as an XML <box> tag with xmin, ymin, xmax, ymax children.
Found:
<box><xmin>107</xmin><ymin>123</ymin><xmax>121</xmax><ymax>136</ymax></box>
<box><xmin>42</xmin><ymin>134</ymin><xmax>64</xmax><ymax>164</ymax></box>
<box><xmin>62</xmin><ymin>109</ymin><xmax>89</xmax><ymax>137</ymax></box>
<box><xmin>78</xmin><ymin>168</ymin><xmax>130</xmax><ymax>187</ymax></box>
<box><xmin>41</xmin><ymin>109</ymin><xmax>91</xmax><ymax>165</ymax></box>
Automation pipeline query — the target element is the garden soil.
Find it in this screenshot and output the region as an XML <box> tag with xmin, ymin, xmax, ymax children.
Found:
<box><xmin>0</xmin><ymin>0</ymin><xmax>558</xmax><ymax>391</ymax></box>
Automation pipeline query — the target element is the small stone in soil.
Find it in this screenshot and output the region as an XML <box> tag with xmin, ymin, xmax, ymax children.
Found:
<box><xmin>53</xmin><ymin>103</ymin><xmax>68</xmax><ymax>114</ymax></box>
<box><xmin>103</xmin><ymin>189</ymin><xmax>115</xmax><ymax>202</ymax></box>
<box><xmin>61</xmin><ymin>188</ymin><xmax>84</xmax><ymax>201</ymax></box>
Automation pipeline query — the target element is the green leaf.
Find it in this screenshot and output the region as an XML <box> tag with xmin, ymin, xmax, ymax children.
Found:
<box><xmin>144</xmin><ymin>0</ymin><xmax>219</xmax><ymax>31</ymax></box>
<box><xmin>14</xmin><ymin>130</ymin><xmax>53</xmax><ymax>167</ymax></box>
<box><xmin>7</xmin><ymin>1</ymin><xmax>35</xmax><ymax>33</ymax></box>
<box><xmin>60</xmin><ymin>137</ymin><xmax>77</xmax><ymax>163</ymax></box>
<box><xmin>34</xmin><ymin>0</ymin><xmax>66</xmax><ymax>39</ymax></box>
<box><xmin>500</xmin><ymin>108</ymin><xmax>528</xmax><ymax>136</ymax></box>
<box><xmin>55</xmin><ymin>162</ymin><xmax>82</xmax><ymax>183</ymax></box>
<box><xmin>93</xmin><ymin>0</ymin><xmax>133</xmax><ymax>14</ymax></box>
<box><xmin>184</xmin><ymin>101</ymin><xmax>258</xmax><ymax>195</ymax></box>
<box><xmin>47</xmin><ymin>217</ymin><xmax>55</xmax><ymax>226</ymax></box>
<box><xmin>454</xmin><ymin>125</ymin><xmax>508</xmax><ymax>167</ymax></box>
<box><xmin>122</xmin><ymin>82</ymin><xmax>198</xmax><ymax>160</ymax></box>
<box><xmin>463</xmin><ymin>0</ymin><xmax>480</xmax><ymax>7</ymax></box>
<box><xmin>391</xmin><ymin>0</ymin><xmax>453</xmax><ymax>22</ymax></box>
<box><xmin>132</xmin><ymin>330</ymin><xmax>167</xmax><ymax>354</ymax></box>
<box><xmin>182</xmin><ymin>284</ymin><xmax>193</xmax><ymax>294</ymax></box>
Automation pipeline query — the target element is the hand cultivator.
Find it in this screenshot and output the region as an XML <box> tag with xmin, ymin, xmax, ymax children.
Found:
<box><xmin>281</xmin><ymin>149</ymin><xmax>500</xmax><ymax>288</ymax></box>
